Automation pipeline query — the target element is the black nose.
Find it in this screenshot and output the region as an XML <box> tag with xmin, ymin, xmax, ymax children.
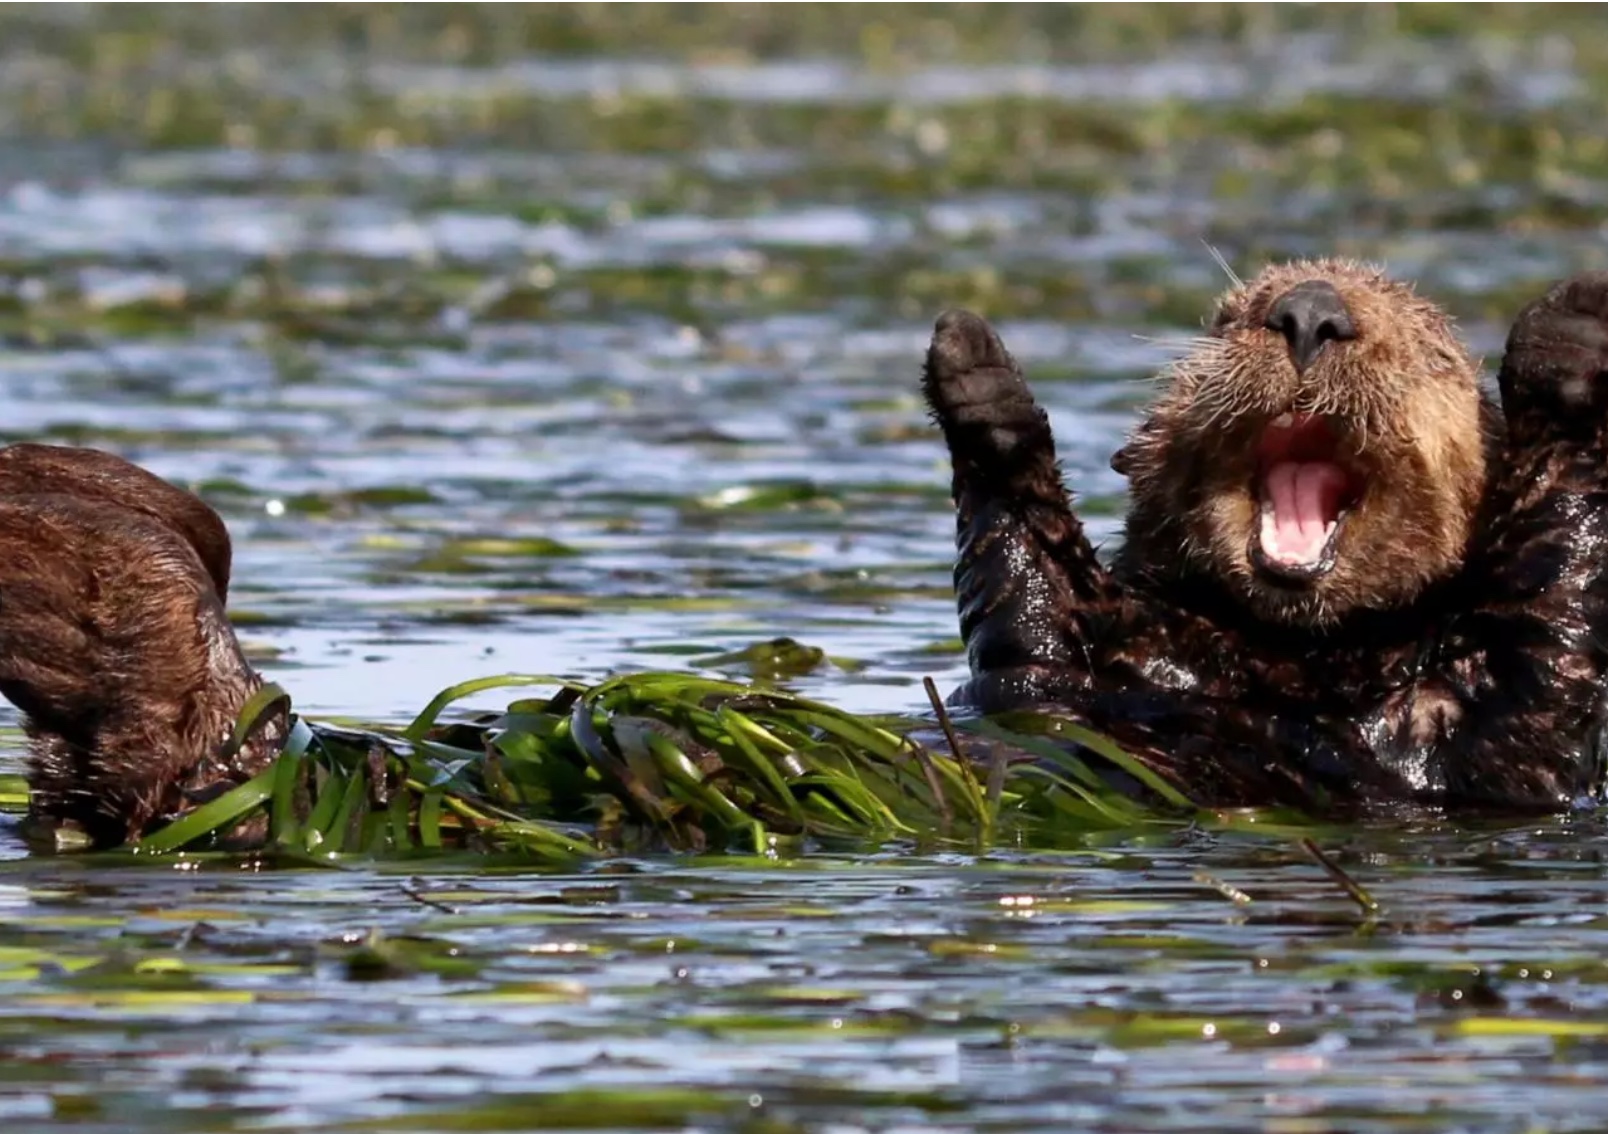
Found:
<box><xmin>1264</xmin><ymin>280</ymin><xmax>1356</xmax><ymax>373</ymax></box>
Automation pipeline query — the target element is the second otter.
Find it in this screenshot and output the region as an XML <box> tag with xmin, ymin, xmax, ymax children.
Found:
<box><xmin>0</xmin><ymin>445</ymin><xmax>283</xmax><ymax>848</ymax></box>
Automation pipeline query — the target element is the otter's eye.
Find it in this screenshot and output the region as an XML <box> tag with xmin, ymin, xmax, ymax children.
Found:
<box><xmin>1208</xmin><ymin>304</ymin><xmax>1236</xmax><ymax>333</ymax></box>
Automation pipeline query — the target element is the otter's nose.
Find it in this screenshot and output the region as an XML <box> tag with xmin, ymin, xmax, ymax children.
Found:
<box><xmin>1264</xmin><ymin>280</ymin><xmax>1356</xmax><ymax>373</ymax></box>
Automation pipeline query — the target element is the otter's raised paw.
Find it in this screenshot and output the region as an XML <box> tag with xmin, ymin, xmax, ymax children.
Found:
<box><xmin>1498</xmin><ymin>272</ymin><xmax>1608</xmax><ymax>435</ymax></box>
<box><xmin>926</xmin><ymin>307</ymin><xmax>1061</xmax><ymax>488</ymax></box>
<box><xmin>924</xmin><ymin>310</ymin><xmax>1041</xmax><ymax>440</ymax></box>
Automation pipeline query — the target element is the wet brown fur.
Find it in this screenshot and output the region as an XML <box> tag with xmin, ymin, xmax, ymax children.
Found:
<box><xmin>0</xmin><ymin>443</ymin><xmax>234</xmax><ymax>601</ymax></box>
<box><xmin>924</xmin><ymin>267</ymin><xmax>1608</xmax><ymax>812</ymax></box>
<box><xmin>1114</xmin><ymin>259</ymin><xmax>1498</xmax><ymax>626</ymax></box>
<box><xmin>0</xmin><ymin>447</ymin><xmax>280</xmax><ymax>847</ymax></box>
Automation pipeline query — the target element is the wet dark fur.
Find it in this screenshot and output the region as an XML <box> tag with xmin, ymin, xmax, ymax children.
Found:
<box><xmin>923</xmin><ymin>270</ymin><xmax>1608</xmax><ymax>813</ymax></box>
<box><xmin>0</xmin><ymin>445</ymin><xmax>281</xmax><ymax>847</ymax></box>
<box><xmin>0</xmin><ymin>443</ymin><xmax>234</xmax><ymax>600</ymax></box>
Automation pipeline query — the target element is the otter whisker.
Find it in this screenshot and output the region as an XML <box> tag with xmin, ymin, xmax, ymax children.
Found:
<box><xmin>1203</xmin><ymin>240</ymin><xmax>1244</xmax><ymax>289</ymax></box>
<box><xmin>1192</xmin><ymin>357</ymin><xmax>1276</xmax><ymax>433</ymax></box>
<box><xmin>1134</xmin><ymin>335</ymin><xmax>1227</xmax><ymax>351</ymax></box>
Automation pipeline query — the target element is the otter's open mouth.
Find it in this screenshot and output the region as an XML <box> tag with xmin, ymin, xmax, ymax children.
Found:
<box><xmin>1249</xmin><ymin>412</ymin><xmax>1361</xmax><ymax>583</ymax></box>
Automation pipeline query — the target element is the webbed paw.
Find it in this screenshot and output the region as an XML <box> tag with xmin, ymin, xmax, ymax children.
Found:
<box><xmin>922</xmin><ymin>309</ymin><xmax>1052</xmax><ymax>472</ymax></box>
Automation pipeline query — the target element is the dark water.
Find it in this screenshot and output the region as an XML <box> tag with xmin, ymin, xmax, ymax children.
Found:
<box><xmin>2</xmin><ymin>7</ymin><xmax>1608</xmax><ymax>1131</ymax></box>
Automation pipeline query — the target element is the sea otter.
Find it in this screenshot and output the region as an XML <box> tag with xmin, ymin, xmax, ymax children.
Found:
<box><xmin>925</xmin><ymin>263</ymin><xmax>1608</xmax><ymax>811</ymax></box>
<box><xmin>0</xmin><ymin>445</ymin><xmax>281</xmax><ymax>847</ymax></box>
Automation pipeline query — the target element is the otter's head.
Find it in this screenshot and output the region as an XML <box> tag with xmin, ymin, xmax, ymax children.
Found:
<box><xmin>1113</xmin><ymin>259</ymin><xmax>1492</xmax><ymax>627</ymax></box>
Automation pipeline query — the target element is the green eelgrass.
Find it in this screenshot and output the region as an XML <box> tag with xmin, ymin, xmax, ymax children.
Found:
<box><xmin>3</xmin><ymin>672</ymin><xmax>1200</xmax><ymax>862</ymax></box>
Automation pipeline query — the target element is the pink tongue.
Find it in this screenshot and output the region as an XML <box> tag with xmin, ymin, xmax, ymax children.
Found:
<box><xmin>1259</xmin><ymin>461</ymin><xmax>1348</xmax><ymax>566</ymax></box>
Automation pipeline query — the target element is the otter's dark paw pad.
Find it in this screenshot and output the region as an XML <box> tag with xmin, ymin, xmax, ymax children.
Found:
<box><xmin>922</xmin><ymin>309</ymin><xmax>1040</xmax><ymax>431</ymax></box>
<box><xmin>929</xmin><ymin>309</ymin><xmax>1012</xmax><ymax>378</ymax></box>
<box><xmin>1500</xmin><ymin>272</ymin><xmax>1608</xmax><ymax>421</ymax></box>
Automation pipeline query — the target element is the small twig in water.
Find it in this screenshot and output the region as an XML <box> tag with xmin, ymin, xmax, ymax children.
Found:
<box><xmin>923</xmin><ymin>676</ymin><xmax>964</xmax><ymax>757</ymax></box>
<box><xmin>907</xmin><ymin>742</ymin><xmax>953</xmax><ymax>829</ymax></box>
<box><xmin>1193</xmin><ymin>870</ymin><xmax>1252</xmax><ymax>906</ymax></box>
<box><xmin>401</xmin><ymin>882</ymin><xmax>460</xmax><ymax>915</ymax></box>
<box><xmin>984</xmin><ymin>745</ymin><xmax>1008</xmax><ymax>814</ymax></box>
<box><xmin>924</xmin><ymin>676</ymin><xmax>983</xmax><ymax>802</ymax></box>
<box><xmin>1300</xmin><ymin>837</ymin><xmax>1379</xmax><ymax>914</ymax></box>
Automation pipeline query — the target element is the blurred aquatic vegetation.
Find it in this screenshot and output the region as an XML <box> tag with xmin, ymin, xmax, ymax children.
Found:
<box><xmin>0</xmin><ymin>2</ymin><xmax>1597</xmax><ymax>345</ymax></box>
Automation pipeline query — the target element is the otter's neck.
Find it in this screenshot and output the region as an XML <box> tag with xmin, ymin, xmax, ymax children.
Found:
<box><xmin>24</xmin><ymin>610</ymin><xmax>286</xmax><ymax>849</ymax></box>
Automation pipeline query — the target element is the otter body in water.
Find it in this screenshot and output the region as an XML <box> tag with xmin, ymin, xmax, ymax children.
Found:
<box><xmin>924</xmin><ymin>263</ymin><xmax>1608</xmax><ymax>812</ymax></box>
<box><xmin>0</xmin><ymin>445</ymin><xmax>282</xmax><ymax>847</ymax></box>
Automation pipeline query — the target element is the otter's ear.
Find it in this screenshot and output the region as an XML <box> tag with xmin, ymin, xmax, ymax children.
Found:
<box><xmin>1112</xmin><ymin>414</ymin><xmax>1162</xmax><ymax>478</ymax></box>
